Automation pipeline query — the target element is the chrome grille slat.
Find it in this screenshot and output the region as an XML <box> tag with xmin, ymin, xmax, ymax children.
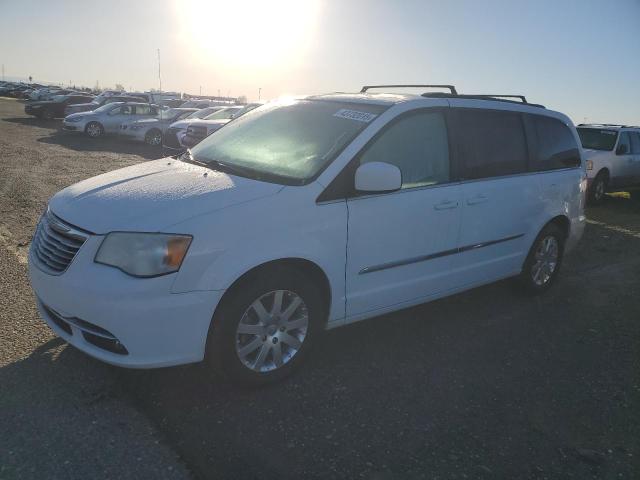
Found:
<box><xmin>31</xmin><ymin>210</ymin><xmax>88</xmax><ymax>274</ymax></box>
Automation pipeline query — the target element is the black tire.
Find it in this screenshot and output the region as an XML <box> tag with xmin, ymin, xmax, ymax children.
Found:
<box><xmin>588</xmin><ymin>172</ymin><xmax>608</xmax><ymax>205</ymax></box>
<box><xmin>42</xmin><ymin>109</ymin><xmax>55</xmax><ymax>120</ymax></box>
<box><xmin>85</xmin><ymin>121</ymin><xmax>104</xmax><ymax>138</ymax></box>
<box><xmin>144</xmin><ymin>129</ymin><xmax>163</xmax><ymax>146</ymax></box>
<box><xmin>518</xmin><ymin>223</ymin><xmax>565</xmax><ymax>294</ymax></box>
<box><xmin>207</xmin><ymin>266</ymin><xmax>325</xmax><ymax>387</ymax></box>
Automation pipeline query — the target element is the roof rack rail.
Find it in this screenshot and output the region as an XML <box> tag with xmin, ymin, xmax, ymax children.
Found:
<box><xmin>577</xmin><ymin>123</ymin><xmax>639</xmax><ymax>128</ymax></box>
<box><xmin>420</xmin><ymin>92</ymin><xmax>545</xmax><ymax>108</ymax></box>
<box><xmin>360</xmin><ymin>84</ymin><xmax>458</xmax><ymax>95</ymax></box>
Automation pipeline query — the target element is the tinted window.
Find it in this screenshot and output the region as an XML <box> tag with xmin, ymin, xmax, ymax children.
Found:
<box><xmin>359</xmin><ymin>111</ymin><xmax>449</xmax><ymax>188</ymax></box>
<box><xmin>530</xmin><ymin>115</ymin><xmax>581</xmax><ymax>170</ymax></box>
<box><xmin>629</xmin><ymin>132</ymin><xmax>640</xmax><ymax>154</ymax></box>
<box><xmin>121</xmin><ymin>105</ymin><xmax>133</xmax><ymax>115</ymax></box>
<box><xmin>577</xmin><ymin>128</ymin><xmax>618</xmax><ymax>151</ymax></box>
<box><xmin>618</xmin><ymin>132</ymin><xmax>631</xmax><ymax>154</ymax></box>
<box><xmin>454</xmin><ymin>109</ymin><xmax>528</xmax><ymax>179</ymax></box>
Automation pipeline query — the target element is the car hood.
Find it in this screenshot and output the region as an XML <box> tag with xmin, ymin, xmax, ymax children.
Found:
<box><xmin>27</xmin><ymin>100</ymin><xmax>57</xmax><ymax>107</ymax></box>
<box><xmin>582</xmin><ymin>148</ymin><xmax>611</xmax><ymax>160</ymax></box>
<box><xmin>169</xmin><ymin>118</ymin><xmax>214</xmax><ymax>130</ymax></box>
<box><xmin>65</xmin><ymin>111</ymin><xmax>97</xmax><ymax>121</ymax></box>
<box><xmin>68</xmin><ymin>102</ymin><xmax>99</xmax><ymax>110</ymax></box>
<box><xmin>49</xmin><ymin>158</ymin><xmax>283</xmax><ymax>233</ymax></box>
<box><xmin>190</xmin><ymin>119</ymin><xmax>229</xmax><ymax>127</ymax></box>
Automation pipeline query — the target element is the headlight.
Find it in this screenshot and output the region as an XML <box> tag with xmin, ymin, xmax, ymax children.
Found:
<box><xmin>586</xmin><ymin>160</ymin><xmax>593</xmax><ymax>171</ymax></box>
<box><xmin>67</xmin><ymin>116</ymin><xmax>82</xmax><ymax>122</ymax></box>
<box><xmin>95</xmin><ymin>233</ymin><xmax>192</xmax><ymax>277</ymax></box>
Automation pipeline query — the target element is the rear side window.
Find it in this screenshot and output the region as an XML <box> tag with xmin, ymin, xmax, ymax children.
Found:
<box><xmin>359</xmin><ymin>111</ymin><xmax>450</xmax><ymax>189</ymax></box>
<box><xmin>453</xmin><ymin>109</ymin><xmax>528</xmax><ymax>180</ymax></box>
<box><xmin>530</xmin><ymin>115</ymin><xmax>581</xmax><ymax>170</ymax></box>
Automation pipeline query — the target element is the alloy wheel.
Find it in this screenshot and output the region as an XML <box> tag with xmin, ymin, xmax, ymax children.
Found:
<box><xmin>531</xmin><ymin>235</ymin><xmax>559</xmax><ymax>286</ymax></box>
<box><xmin>235</xmin><ymin>290</ymin><xmax>309</xmax><ymax>373</ymax></box>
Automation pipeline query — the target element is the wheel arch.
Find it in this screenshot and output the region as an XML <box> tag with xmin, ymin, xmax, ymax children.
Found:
<box><xmin>211</xmin><ymin>257</ymin><xmax>332</xmax><ymax>329</ymax></box>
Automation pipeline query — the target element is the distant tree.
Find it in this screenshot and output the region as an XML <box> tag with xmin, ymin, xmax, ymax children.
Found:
<box><xmin>237</xmin><ymin>95</ymin><xmax>247</xmax><ymax>104</ymax></box>
<box><xmin>115</xmin><ymin>83</ymin><xmax>125</xmax><ymax>91</ymax></box>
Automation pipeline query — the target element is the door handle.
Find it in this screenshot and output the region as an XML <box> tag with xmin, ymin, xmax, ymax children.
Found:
<box><xmin>434</xmin><ymin>200</ymin><xmax>459</xmax><ymax>210</ymax></box>
<box><xmin>466</xmin><ymin>194</ymin><xmax>488</xmax><ymax>205</ymax></box>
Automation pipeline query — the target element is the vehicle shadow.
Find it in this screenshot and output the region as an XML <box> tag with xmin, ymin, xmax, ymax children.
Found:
<box><xmin>38</xmin><ymin>130</ymin><xmax>165</xmax><ymax>160</ymax></box>
<box><xmin>114</xmin><ymin>218</ymin><xmax>640</xmax><ymax>479</ymax></box>
<box><xmin>3</xmin><ymin>116</ymin><xmax>60</xmax><ymax>129</ymax></box>
<box><xmin>0</xmin><ymin>338</ymin><xmax>187</xmax><ymax>478</ymax></box>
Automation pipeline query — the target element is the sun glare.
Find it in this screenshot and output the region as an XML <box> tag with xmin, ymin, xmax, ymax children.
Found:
<box><xmin>177</xmin><ymin>0</ymin><xmax>320</xmax><ymax>69</ymax></box>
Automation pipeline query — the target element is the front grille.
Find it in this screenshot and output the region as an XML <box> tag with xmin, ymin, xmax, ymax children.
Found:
<box><xmin>187</xmin><ymin>125</ymin><xmax>207</xmax><ymax>138</ymax></box>
<box><xmin>163</xmin><ymin>127</ymin><xmax>182</xmax><ymax>148</ymax></box>
<box><xmin>32</xmin><ymin>210</ymin><xmax>88</xmax><ymax>274</ymax></box>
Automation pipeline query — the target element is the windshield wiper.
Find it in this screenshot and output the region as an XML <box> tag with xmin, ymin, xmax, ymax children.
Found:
<box><xmin>179</xmin><ymin>150</ymin><xmax>254</xmax><ymax>179</ymax></box>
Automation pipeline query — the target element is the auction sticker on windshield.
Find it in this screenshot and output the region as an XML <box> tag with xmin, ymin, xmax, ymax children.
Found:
<box><xmin>333</xmin><ymin>109</ymin><xmax>377</xmax><ymax>123</ymax></box>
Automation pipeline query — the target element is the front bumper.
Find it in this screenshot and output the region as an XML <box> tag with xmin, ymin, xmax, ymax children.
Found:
<box><xmin>28</xmin><ymin>232</ymin><xmax>222</xmax><ymax>368</ymax></box>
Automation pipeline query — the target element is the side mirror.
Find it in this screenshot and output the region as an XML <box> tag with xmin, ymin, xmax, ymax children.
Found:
<box><xmin>616</xmin><ymin>144</ymin><xmax>628</xmax><ymax>155</ymax></box>
<box><xmin>355</xmin><ymin>162</ymin><xmax>402</xmax><ymax>193</ymax></box>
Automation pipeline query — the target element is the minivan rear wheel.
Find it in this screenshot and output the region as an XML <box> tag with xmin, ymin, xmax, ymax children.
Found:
<box><xmin>207</xmin><ymin>267</ymin><xmax>323</xmax><ymax>386</ymax></box>
<box><xmin>518</xmin><ymin>223</ymin><xmax>565</xmax><ymax>294</ymax></box>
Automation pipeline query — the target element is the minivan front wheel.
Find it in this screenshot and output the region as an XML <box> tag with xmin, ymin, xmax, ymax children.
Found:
<box><xmin>519</xmin><ymin>223</ymin><xmax>565</xmax><ymax>294</ymax></box>
<box><xmin>208</xmin><ymin>268</ymin><xmax>323</xmax><ymax>386</ymax></box>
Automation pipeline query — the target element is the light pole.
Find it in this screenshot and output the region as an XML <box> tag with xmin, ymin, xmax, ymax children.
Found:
<box><xmin>157</xmin><ymin>48</ymin><xmax>162</xmax><ymax>93</ymax></box>
<box><xmin>258</xmin><ymin>87</ymin><xmax>261</xmax><ymax>101</ymax></box>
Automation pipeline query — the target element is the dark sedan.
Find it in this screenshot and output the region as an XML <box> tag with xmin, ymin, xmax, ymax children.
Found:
<box><xmin>25</xmin><ymin>94</ymin><xmax>95</xmax><ymax>119</ymax></box>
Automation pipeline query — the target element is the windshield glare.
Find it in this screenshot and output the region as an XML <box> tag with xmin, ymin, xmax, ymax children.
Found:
<box><xmin>94</xmin><ymin>103</ymin><xmax>120</xmax><ymax>113</ymax></box>
<box><xmin>204</xmin><ymin>107</ymin><xmax>242</xmax><ymax>120</ymax></box>
<box><xmin>577</xmin><ymin>128</ymin><xmax>619</xmax><ymax>151</ymax></box>
<box><xmin>190</xmin><ymin>99</ymin><xmax>386</xmax><ymax>184</ymax></box>
<box><xmin>188</xmin><ymin>107</ymin><xmax>219</xmax><ymax>119</ymax></box>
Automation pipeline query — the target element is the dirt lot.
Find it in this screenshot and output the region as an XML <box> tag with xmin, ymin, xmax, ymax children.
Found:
<box><xmin>1</xmin><ymin>97</ymin><xmax>639</xmax><ymax>479</ymax></box>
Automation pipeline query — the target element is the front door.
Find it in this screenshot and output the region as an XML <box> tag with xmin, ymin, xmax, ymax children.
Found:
<box><xmin>612</xmin><ymin>132</ymin><xmax>635</xmax><ymax>187</ymax></box>
<box><xmin>346</xmin><ymin>110</ymin><xmax>462</xmax><ymax>319</ymax></box>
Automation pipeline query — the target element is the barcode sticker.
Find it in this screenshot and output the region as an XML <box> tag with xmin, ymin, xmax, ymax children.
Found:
<box><xmin>333</xmin><ymin>109</ymin><xmax>377</xmax><ymax>123</ymax></box>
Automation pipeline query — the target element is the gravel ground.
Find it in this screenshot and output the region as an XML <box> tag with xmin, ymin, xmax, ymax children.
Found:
<box><xmin>1</xmin><ymin>97</ymin><xmax>639</xmax><ymax>479</ymax></box>
<box><xmin>0</xmin><ymin>98</ymin><xmax>191</xmax><ymax>480</ymax></box>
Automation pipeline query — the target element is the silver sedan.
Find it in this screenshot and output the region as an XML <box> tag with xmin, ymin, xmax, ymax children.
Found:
<box><xmin>63</xmin><ymin>102</ymin><xmax>160</xmax><ymax>138</ymax></box>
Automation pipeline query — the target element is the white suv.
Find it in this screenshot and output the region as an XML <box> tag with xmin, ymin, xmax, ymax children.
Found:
<box><xmin>29</xmin><ymin>85</ymin><xmax>586</xmax><ymax>385</ymax></box>
<box><xmin>577</xmin><ymin>124</ymin><xmax>640</xmax><ymax>203</ymax></box>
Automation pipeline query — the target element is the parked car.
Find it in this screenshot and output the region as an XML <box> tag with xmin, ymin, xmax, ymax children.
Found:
<box><xmin>34</xmin><ymin>88</ymin><xmax>80</xmax><ymax>101</ymax></box>
<box><xmin>577</xmin><ymin>124</ymin><xmax>640</xmax><ymax>203</ymax></box>
<box><xmin>28</xmin><ymin>87</ymin><xmax>61</xmax><ymax>100</ymax></box>
<box><xmin>63</xmin><ymin>102</ymin><xmax>160</xmax><ymax>137</ymax></box>
<box><xmin>162</xmin><ymin>106</ymin><xmax>242</xmax><ymax>151</ymax></box>
<box><xmin>181</xmin><ymin>103</ymin><xmax>260</xmax><ymax>147</ymax></box>
<box><xmin>65</xmin><ymin>95</ymin><xmax>150</xmax><ymax>116</ymax></box>
<box><xmin>28</xmin><ymin>86</ymin><xmax>585</xmax><ymax>385</ymax></box>
<box><xmin>24</xmin><ymin>94</ymin><xmax>95</xmax><ymax>119</ymax></box>
<box><xmin>119</xmin><ymin>108</ymin><xmax>198</xmax><ymax>146</ymax></box>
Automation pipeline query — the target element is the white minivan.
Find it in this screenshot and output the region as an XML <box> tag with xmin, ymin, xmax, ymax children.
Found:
<box><xmin>29</xmin><ymin>86</ymin><xmax>586</xmax><ymax>385</ymax></box>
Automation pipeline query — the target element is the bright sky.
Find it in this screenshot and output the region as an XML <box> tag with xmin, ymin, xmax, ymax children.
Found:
<box><xmin>1</xmin><ymin>0</ymin><xmax>638</xmax><ymax>124</ymax></box>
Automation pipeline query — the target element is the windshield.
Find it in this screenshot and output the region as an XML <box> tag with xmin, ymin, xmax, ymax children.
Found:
<box><xmin>94</xmin><ymin>103</ymin><xmax>120</xmax><ymax>113</ymax></box>
<box><xmin>204</xmin><ymin>107</ymin><xmax>242</xmax><ymax>120</ymax></box>
<box><xmin>187</xmin><ymin>107</ymin><xmax>218</xmax><ymax>119</ymax></box>
<box><xmin>190</xmin><ymin>99</ymin><xmax>386</xmax><ymax>184</ymax></box>
<box><xmin>577</xmin><ymin>128</ymin><xmax>619</xmax><ymax>151</ymax></box>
